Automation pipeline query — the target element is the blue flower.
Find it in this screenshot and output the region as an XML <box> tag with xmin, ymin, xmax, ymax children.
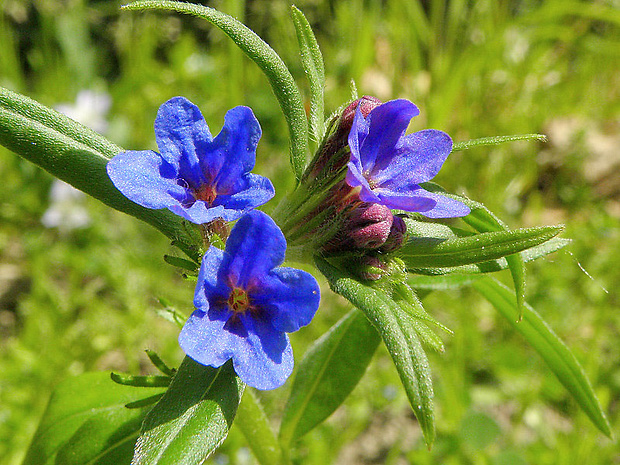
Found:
<box><xmin>345</xmin><ymin>99</ymin><xmax>470</xmax><ymax>218</ymax></box>
<box><xmin>179</xmin><ymin>210</ymin><xmax>320</xmax><ymax>390</ymax></box>
<box><xmin>107</xmin><ymin>97</ymin><xmax>275</xmax><ymax>224</ymax></box>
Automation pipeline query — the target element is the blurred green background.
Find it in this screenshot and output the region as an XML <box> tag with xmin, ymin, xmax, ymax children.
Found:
<box><xmin>1</xmin><ymin>0</ymin><xmax>619</xmax><ymax>463</ymax></box>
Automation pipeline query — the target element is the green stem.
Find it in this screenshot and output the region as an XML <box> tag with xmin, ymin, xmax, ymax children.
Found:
<box><xmin>235</xmin><ymin>389</ymin><xmax>288</xmax><ymax>465</ymax></box>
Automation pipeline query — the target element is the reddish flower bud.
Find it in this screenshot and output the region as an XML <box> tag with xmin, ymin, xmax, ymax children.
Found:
<box><xmin>303</xmin><ymin>96</ymin><xmax>382</xmax><ymax>182</ymax></box>
<box><xmin>338</xmin><ymin>96</ymin><xmax>382</xmax><ymax>136</ymax></box>
<box><xmin>348</xmin><ymin>203</ymin><xmax>393</xmax><ymax>249</ymax></box>
<box><xmin>323</xmin><ymin>203</ymin><xmax>394</xmax><ymax>252</ymax></box>
<box><xmin>379</xmin><ymin>215</ymin><xmax>407</xmax><ymax>253</ymax></box>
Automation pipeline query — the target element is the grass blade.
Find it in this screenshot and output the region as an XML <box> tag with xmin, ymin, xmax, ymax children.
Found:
<box><xmin>473</xmin><ymin>277</ymin><xmax>612</xmax><ymax>438</ymax></box>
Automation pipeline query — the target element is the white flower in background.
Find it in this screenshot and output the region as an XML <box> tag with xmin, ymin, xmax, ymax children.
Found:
<box><xmin>42</xmin><ymin>90</ymin><xmax>111</xmax><ymax>231</ymax></box>
<box><xmin>55</xmin><ymin>89</ymin><xmax>111</xmax><ymax>134</ymax></box>
<box><xmin>41</xmin><ymin>180</ymin><xmax>92</xmax><ymax>231</ymax></box>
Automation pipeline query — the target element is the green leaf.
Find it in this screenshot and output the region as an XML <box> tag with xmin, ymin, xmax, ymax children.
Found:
<box><xmin>163</xmin><ymin>255</ymin><xmax>200</xmax><ymax>272</ymax></box>
<box><xmin>110</xmin><ymin>373</ymin><xmax>172</xmax><ymax>388</ymax></box>
<box><xmin>315</xmin><ymin>256</ymin><xmax>436</xmax><ymax>447</ymax></box>
<box><xmin>407</xmin><ymin>237</ymin><xmax>571</xmax><ymax>276</ymax></box>
<box><xmin>400</xmin><ymin>225</ymin><xmax>563</xmax><ymax>268</ymax></box>
<box><xmin>0</xmin><ymin>86</ymin><xmax>203</xmax><ymax>261</ymax></box>
<box><xmin>279</xmin><ymin>308</ymin><xmax>381</xmax><ymax>446</ymax></box>
<box><xmin>133</xmin><ymin>357</ymin><xmax>244</xmax><ymax>464</ymax></box>
<box><xmin>473</xmin><ymin>277</ymin><xmax>612</xmax><ymax>438</ymax></box>
<box><xmin>145</xmin><ymin>350</ymin><xmax>177</xmax><ymax>377</ymax></box>
<box><xmin>122</xmin><ymin>0</ymin><xmax>309</xmax><ymax>181</ymax></box>
<box><xmin>235</xmin><ymin>389</ymin><xmax>284</xmax><ymax>465</ymax></box>
<box><xmin>451</xmin><ymin>133</ymin><xmax>547</xmax><ymax>152</ymax></box>
<box><xmin>459</xmin><ymin>196</ymin><xmax>529</xmax><ymax>319</ymax></box>
<box><xmin>23</xmin><ymin>372</ymin><xmax>166</xmax><ymax>465</ymax></box>
<box><xmin>55</xmin><ymin>408</ymin><xmax>147</xmax><ymax>465</ymax></box>
<box><xmin>291</xmin><ymin>5</ymin><xmax>325</xmax><ymax>145</ymax></box>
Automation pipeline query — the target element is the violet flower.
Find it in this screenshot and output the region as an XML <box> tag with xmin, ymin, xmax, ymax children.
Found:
<box><xmin>107</xmin><ymin>97</ymin><xmax>274</xmax><ymax>224</ymax></box>
<box><xmin>179</xmin><ymin>210</ymin><xmax>320</xmax><ymax>390</ymax></box>
<box><xmin>345</xmin><ymin>99</ymin><xmax>470</xmax><ymax>218</ymax></box>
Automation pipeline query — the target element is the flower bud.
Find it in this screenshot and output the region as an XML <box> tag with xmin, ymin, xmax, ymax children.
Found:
<box><xmin>303</xmin><ymin>96</ymin><xmax>382</xmax><ymax>182</ymax></box>
<box><xmin>348</xmin><ymin>203</ymin><xmax>393</xmax><ymax>249</ymax></box>
<box><xmin>323</xmin><ymin>203</ymin><xmax>393</xmax><ymax>252</ymax></box>
<box><xmin>356</xmin><ymin>255</ymin><xmax>389</xmax><ymax>281</ymax></box>
<box><xmin>379</xmin><ymin>215</ymin><xmax>407</xmax><ymax>253</ymax></box>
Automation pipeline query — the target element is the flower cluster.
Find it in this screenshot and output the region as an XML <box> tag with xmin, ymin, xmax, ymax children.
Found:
<box><xmin>107</xmin><ymin>94</ymin><xmax>468</xmax><ymax>388</ymax></box>
<box><xmin>107</xmin><ymin>97</ymin><xmax>319</xmax><ymax>389</ymax></box>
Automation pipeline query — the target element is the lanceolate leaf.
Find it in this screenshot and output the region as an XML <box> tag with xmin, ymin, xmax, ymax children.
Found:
<box><xmin>0</xmin><ymin>86</ymin><xmax>203</xmax><ymax>261</ymax></box>
<box><xmin>23</xmin><ymin>372</ymin><xmax>166</xmax><ymax>465</ymax></box>
<box><xmin>235</xmin><ymin>389</ymin><xmax>283</xmax><ymax>465</ymax></box>
<box><xmin>123</xmin><ymin>0</ymin><xmax>309</xmax><ymax>181</ymax></box>
<box><xmin>407</xmin><ymin>237</ymin><xmax>570</xmax><ymax>276</ymax></box>
<box><xmin>315</xmin><ymin>256</ymin><xmax>436</xmax><ymax>447</ymax></box>
<box><xmin>133</xmin><ymin>357</ymin><xmax>244</xmax><ymax>465</ymax></box>
<box><xmin>279</xmin><ymin>308</ymin><xmax>381</xmax><ymax>446</ymax></box>
<box><xmin>451</xmin><ymin>193</ymin><xmax>529</xmax><ymax>319</ymax></box>
<box><xmin>400</xmin><ymin>225</ymin><xmax>563</xmax><ymax>268</ymax></box>
<box><xmin>473</xmin><ymin>277</ymin><xmax>612</xmax><ymax>438</ymax></box>
<box><xmin>451</xmin><ymin>134</ymin><xmax>547</xmax><ymax>152</ymax></box>
<box><xmin>291</xmin><ymin>5</ymin><xmax>325</xmax><ymax>145</ymax></box>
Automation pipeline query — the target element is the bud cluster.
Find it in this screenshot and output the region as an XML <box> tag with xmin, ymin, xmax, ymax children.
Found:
<box><xmin>274</xmin><ymin>96</ymin><xmax>409</xmax><ymax>278</ymax></box>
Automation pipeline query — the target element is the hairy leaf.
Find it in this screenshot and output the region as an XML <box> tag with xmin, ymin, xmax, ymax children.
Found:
<box><xmin>133</xmin><ymin>357</ymin><xmax>244</xmax><ymax>464</ymax></box>
<box><xmin>280</xmin><ymin>308</ymin><xmax>381</xmax><ymax>445</ymax></box>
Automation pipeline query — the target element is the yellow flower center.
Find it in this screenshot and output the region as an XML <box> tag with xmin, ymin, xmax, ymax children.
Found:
<box><xmin>227</xmin><ymin>287</ymin><xmax>250</xmax><ymax>314</ymax></box>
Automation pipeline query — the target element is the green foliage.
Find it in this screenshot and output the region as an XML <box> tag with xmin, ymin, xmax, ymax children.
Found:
<box><xmin>133</xmin><ymin>357</ymin><xmax>244</xmax><ymax>464</ymax></box>
<box><xmin>23</xmin><ymin>372</ymin><xmax>166</xmax><ymax>465</ymax></box>
<box><xmin>279</xmin><ymin>308</ymin><xmax>381</xmax><ymax>446</ymax></box>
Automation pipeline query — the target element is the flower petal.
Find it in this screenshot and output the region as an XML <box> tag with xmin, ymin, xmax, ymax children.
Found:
<box><xmin>194</xmin><ymin>246</ymin><xmax>229</xmax><ymax>310</ymax></box>
<box><xmin>179</xmin><ymin>308</ymin><xmax>237</xmax><ymax>369</ymax></box>
<box><xmin>374</xmin><ymin>189</ymin><xmax>437</xmax><ymax>213</ymax></box>
<box><xmin>106</xmin><ymin>150</ymin><xmax>190</xmax><ymax>209</ymax></box>
<box><xmin>201</xmin><ymin>106</ymin><xmax>262</xmax><ymax>194</ymax></box>
<box><xmin>154</xmin><ymin>96</ymin><xmax>212</xmax><ymax>189</ymax></box>
<box><xmin>215</xmin><ymin>173</ymin><xmax>275</xmax><ymax>214</ymax></box>
<box><xmin>221</xmin><ymin>211</ymin><xmax>286</xmax><ymax>289</ymax></box>
<box><xmin>372</xmin><ymin>129</ymin><xmax>453</xmax><ymax>186</ymax></box>
<box><xmin>357</xmin><ymin>99</ymin><xmax>419</xmax><ymax>172</ymax></box>
<box><xmin>231</xmin><ymin>314</ymin><xmax>294</xmax><ymax>390</ymax></box>
<box><xmin>347</xmin><ymin>105</ymin><xmax>370</xmax><ymax>165</ymax></box>
<box><xmin>251</xmin><ymin>267</ymin><xmax>320</xmax><ymax>333</ymax></box>
<box><xmin>409</xmin><ymin>189</ymin><xmax>471</xmax><ymax>218</ymax></box>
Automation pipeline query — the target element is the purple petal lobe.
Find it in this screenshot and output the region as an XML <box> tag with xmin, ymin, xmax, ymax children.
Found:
<box><xmin>215</xmin><ymin>173</ymin><xmax>275</xmax><ymax>214</ymax></box>
<box><xmin>372</xmin><ymin>129</ymin><xmax>453</xmax><ymax>186</ymax></box>
<box><xmin>374</xmin><ymin>190</ymin><xmax>437</xmax><ymax>213</ymax></box>
<box><xmin>357</xmin><ymin>99</ymin><xmax>419</xmax><ymax>171</ymax></box>
<box><xmin>409</xmin><ymin>189</ymin><xmax>471</xmax><ymax>218</ymax></box>
<box><xmin>107</xmin><ymin>150</ymin><xmax>188</xmax><ymax>209</ymax></box>
<box><xmin>154</xmin><ymin>96</ymin><xmax>212</xmax><ymax>188</ymax></box>
<box><xmin>222</xmin><ymin>211</ymin><xmax>286</xmax><ymax>289</ymax></box>
<box><xmin>204</xmin><ymin>106</ymin><xmax>262</xmax><ymax>193</ymax></box>
<box><xmin>193</xmin><ymin>246</ymin><xmax>228</xmax><ymax>310</ymax></box>
<box><xmin>252</xmin><ymin>267</ymin><xmax>321</xmax><ymax>333</ymax></box>
<box><xmin>179</xmin><ymin>310</ymin><xmax>236</xmax><ymax>368</ymax></box>
<box><xmin>230</xmin><ymin>315</ymin><xmax>294</xmax><ymax>390</ymax></box>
